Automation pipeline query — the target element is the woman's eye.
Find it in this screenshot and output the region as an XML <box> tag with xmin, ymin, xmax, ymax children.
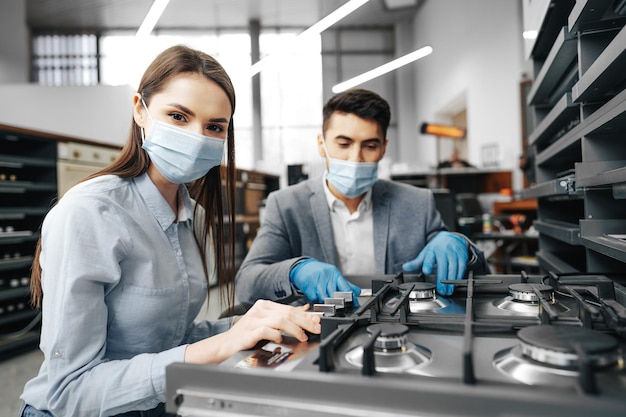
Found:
<box><xmin>169</xmin><ymin>113</ymin><xmax>186</xmax><ymax>122</ymax></box>
<box><xmin>207</xmin><ymin>124</ymin><xmax>224</xmax><ymax>133</ymax></box>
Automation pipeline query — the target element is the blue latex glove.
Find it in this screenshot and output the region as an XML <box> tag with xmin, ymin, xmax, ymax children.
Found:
<box><xmin>289</xmin><ymin>258</ymin><xmax>361</xmax><ymax>306</ymax></box>
<box><xmin>402</xmin><ymin>232</ymin><xmax>469</xmax><ymax>296</ymax></box>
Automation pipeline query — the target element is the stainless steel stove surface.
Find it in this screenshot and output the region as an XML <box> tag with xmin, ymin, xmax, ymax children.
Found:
<box><xmin>166</xmin><ymin>272</ymin><xmax>626</xmax><ymax>417</ymax></box>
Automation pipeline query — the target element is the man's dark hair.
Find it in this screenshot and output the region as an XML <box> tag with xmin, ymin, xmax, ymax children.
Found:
<box><xmin>322</xmin><ymin>88</ymin><xmax>391</xmax><ymax>137</ymax></box>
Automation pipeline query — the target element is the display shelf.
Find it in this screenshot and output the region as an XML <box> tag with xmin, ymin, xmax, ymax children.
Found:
<box><xmin>521</xmin><ymin>178</ymin><xmax>571</xmax><ymax>199</ymax></box>
<box><xmin>529</xmin><ymin>0</ymin><xmax>576</xmax><ymax>60</ymax></box>
<box><xmin>0</xmin><ymin>125</ymin><xmax>57</xmax><ymax>357</ymax></box>
<box><xmin>536</xmin><ymin>250</ymin><xmax>580</xmax><ymax>273</ymax></box>
<box><xmin>0</xmin><ymin>257</ymin><xmax>35</xmax><ymax>272</ymax></box>
<box><xmin>575</xmin><ymin>161</ymin><xmax>626</xmax><ymax>187</ymax></box>
<box><xmin>572</xmin><ymin>25</ymin><xmax>626</xmax><ymax>103</ymax></box>
<box><xmin>568</xmin><ymin>0</ymin><xmax>626</xmax><ymax>33</ymax></box>
<box><xmin>0</xmin><ymin>233</ymin><xmax>38</xmax><ymax>246</ymax></box>
<box><xmin>0</xmin><ymin>181</ymin><xmax>57</xmax><ymax>193</ymax></box>
<box><xmin>0</xmin><ymin>308</ymin><xmax>38</xmax><ymax>328</ymax></box>
<box><xmin>534</xmin><ymin>125</ymin><xmax>581</xmax><ymax>166</ymax></box>
<box><xmin>534</xmin><ymin>87</ymin><xmax>626</xmax><ymax>165</ymax></box>
<box><xmin>527</xmin><ymin>27</ymin><xmax>578</xmax><ymax>106</ymax></box>
<box><xmin>534</xmin><ymin>219</ymin><xmax>581</xmax><ymax>245</ymax></box>
<box><xmin>580</xmin><ymin>219</ymin><xmax>626</xmax><ymax>263</ymax></box>
<box><xmin>0</xmin><ymin>286</ymin><xmax>30</xmax><ymax>302</ymax></box>
<box><xmin>528</xmin><ymin>92</ymin><xmax>579</xmax><ymax>148</ymax></box>
<box><xmin>524</xmin><ymin>0</ymin><xmax>626</xmax><ymax>275</ymax></box>
<box><xmin>0</xmin><ymin>207</ymin><xmax>49</xmax><ymax>217</ymax></box>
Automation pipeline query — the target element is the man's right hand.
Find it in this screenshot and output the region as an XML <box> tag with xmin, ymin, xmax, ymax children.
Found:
<box><xmin>289</xmin><ymin>258</ymin><xmax>361</xmax><ymax>306</ymax></box>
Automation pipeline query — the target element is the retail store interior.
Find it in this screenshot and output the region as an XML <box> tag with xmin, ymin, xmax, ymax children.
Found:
<box><xmin>2</xmin><ymin>0</ymin><xmax>626</xmax><ymax>416</ymax></box>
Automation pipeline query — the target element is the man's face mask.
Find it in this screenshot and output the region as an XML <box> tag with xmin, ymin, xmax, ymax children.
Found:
<box><xmin>140</xmin><ymin>98</ymin><xmax>225</xmax><ymax>184</ymax></box>
<box><xmin>322</xmin><ymin>137</ymin><xmax>379</xmax><ymax>198</ymax></box>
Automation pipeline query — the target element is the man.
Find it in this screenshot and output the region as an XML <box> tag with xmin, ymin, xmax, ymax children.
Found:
<box><xmin>236</xmin><ymin>89</ymin><xmax>489</xmax><ymax>307</ymax></box>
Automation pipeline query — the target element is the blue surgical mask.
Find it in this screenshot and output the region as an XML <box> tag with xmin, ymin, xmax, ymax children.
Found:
<box><xmin>322</xmin><ymin>138</ymin><xmax>379</xmax><ymax>198</ymax></box>
<box><xmin>140</xmin><ymin>99</ymin><xmax>225</xmax><ymax>184</ymax></box>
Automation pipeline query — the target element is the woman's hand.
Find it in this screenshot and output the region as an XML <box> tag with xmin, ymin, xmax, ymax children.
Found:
<box><xmin>184</xmin><ymin>300</ymin><xmax>321</xmax><ymax>364</ymax></box>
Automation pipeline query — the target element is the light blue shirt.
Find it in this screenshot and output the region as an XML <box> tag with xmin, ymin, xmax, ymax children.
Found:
<box><xmin>21</xmin><ymin>173</ymin><xmax>233</xmax><ymax>416</ymax></box>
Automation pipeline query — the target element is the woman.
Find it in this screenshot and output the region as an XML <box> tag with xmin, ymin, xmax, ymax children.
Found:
<box><xmin>20</xmin><ymin>45</ymin><xmax>320</xmax><ymax>417</ymax></box>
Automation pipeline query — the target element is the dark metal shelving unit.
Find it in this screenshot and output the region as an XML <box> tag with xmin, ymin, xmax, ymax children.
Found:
<box><xmin>522</xmin><ymin>0</ymin><xmax>626</xmax><ymax>276</ymax></box>
<box><xmin>0</xmin><ymin>126</ymin><xmax>57</xmax><ymax>358</ymax></box>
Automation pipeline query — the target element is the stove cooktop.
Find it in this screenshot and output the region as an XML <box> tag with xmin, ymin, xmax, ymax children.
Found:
<box><xmin>166</xmin><ymin>272</ymin><xmax>626</xmax><ymax>417</ymax></box>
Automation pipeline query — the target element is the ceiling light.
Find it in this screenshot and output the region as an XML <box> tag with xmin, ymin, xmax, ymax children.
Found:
<box><xmin>250</xmin><ymin>0</ymin><xmax>371</xmax><ymax>77</ymax></box>
<box><xmin>522</xmin><ymin>30</ymin><xmax>538</xmax><ymax>40</ymax></box>
<box><xmin>136</xmin><ymin>0</ymin><xmax>170</xmax><ymax>38</ymax></box>
<box><xmin>332</xmin><ymin>45</ymin><xmax>433</xmax><ymax>93</ymax></box>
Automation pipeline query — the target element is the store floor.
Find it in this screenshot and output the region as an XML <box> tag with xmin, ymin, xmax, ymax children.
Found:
<box><xmin>0</xmin><ymin>348</ymin><xmax>43</xmax><ymax>416</ymax></box>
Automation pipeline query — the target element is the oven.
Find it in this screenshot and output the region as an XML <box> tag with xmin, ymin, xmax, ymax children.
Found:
<box><xmin>57</xmin><ymin>141</ymin><xmax>120</xmax><ymax>197</ymax></box>
<box><xmin>166</xmin><ymin>272</ymin><xmax>626</xmax><ymax>417</ymax></box>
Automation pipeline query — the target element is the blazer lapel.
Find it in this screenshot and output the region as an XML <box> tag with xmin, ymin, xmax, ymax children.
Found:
<box><xmin>372</xmin><ymin>181</ymin><xmax>390</xmax><ymax>274</ymax></box>
<box><xmin>309</xmin><ymin>179</ymin><xmax>339</xmax><ymax>266</ymax></box>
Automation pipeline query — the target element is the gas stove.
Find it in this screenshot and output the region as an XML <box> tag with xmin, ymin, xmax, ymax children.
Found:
<box><xmin>166</xmin><ymin>272</ymin><xmax>626</xmax><ymax>417</ymax></box>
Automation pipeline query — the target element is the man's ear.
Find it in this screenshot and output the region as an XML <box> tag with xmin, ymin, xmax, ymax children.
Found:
<box><xmin>317</xmin><ymin>134</ymin><xmax>326</xmax><ymax>157</ymax></box>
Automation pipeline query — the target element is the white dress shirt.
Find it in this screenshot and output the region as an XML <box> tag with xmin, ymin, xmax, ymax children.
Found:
<box><xmin>322</xmin><ymin>174</ymin><xmax>376</xmax><ymax>274</ymax></box>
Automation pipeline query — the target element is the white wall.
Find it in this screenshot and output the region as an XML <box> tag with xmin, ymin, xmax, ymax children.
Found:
<box><xmin>0</xmin><ymin>84</ymin><xmax>134</xmax><ymax>146</ymax></box>
<box><xmin>407</xmin><ymin>0</ymin><xmax>527</xmax><ymax>190</ymax></box>
<box><xmin>0</xmin><ymin>2</ymin><xmax>133</xmax><ymax>146</ymax></box>
<box><xmin>0</xmin><ymin>0</ymin><xmax>29</xmax><ymax>84</ymax></box>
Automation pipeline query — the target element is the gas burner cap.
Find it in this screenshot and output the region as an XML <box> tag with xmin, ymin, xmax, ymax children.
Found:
<box><xmin>399</xmin><ymin>282</ymin><xmax>436</xmax><ymax>300</ymax></box>
<box><xmin>518</xmin><ymin>325</ymin><xmax>620</xmax><ymax>368</ymax></box>
<box><xmin>367</xmin><ymin>323</ymin><xmax>409</xmax><ymax>351</ymax></box>
<box><xmin>509</xmin><ymin>283</ymin><xmax>553</xmax><ymax>303</ymax></box>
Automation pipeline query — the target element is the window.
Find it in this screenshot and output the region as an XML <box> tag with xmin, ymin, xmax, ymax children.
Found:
<box><xmin>31</xmin><ymin>33</ymin><xmax>99</xmax><ymax>86</ymax></box>
<box><xmin>258</xmin><ymin>31</ymin><xmax>323</xmax><ymax>177</ymax></box>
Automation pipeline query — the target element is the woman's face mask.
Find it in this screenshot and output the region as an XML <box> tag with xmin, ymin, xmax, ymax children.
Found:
<box><xmin>322</xmin><ymin>138</ymin><xmax>379</xmax><ymax>198</ymax></box>
<box><xmin>140</xmin><ymin>98</ymin><xmax>225</xmax><ymax>184</ymax></box>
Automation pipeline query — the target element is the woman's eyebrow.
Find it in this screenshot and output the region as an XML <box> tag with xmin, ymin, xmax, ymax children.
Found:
<box><xmin>168</xmin><ymin>103</ymin><xmax>195</xmax><ymax>116</ymax></box>
<box><xmin>168</xmin><ymin>103</ymin><xmax>229</xmax><ymax>123</ymax></box>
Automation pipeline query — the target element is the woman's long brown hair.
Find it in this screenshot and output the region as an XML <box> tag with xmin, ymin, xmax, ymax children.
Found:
<box><xmin>30</xmin><ymin>45</ymin><xmax>237</xmax><ymax>314</ymax></box>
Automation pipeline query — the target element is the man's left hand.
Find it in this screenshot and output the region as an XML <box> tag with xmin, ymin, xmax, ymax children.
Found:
<box><xmin>402</xmin><ymin>232</ymin><xmax>468</xmax><ymax>296</ymax></box>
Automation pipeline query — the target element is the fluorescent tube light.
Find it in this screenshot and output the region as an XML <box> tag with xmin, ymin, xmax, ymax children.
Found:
<box><xmin>136</xmin><ymin>0</ymin><xmax>170</xmax><ymax>37</ymax></box>
<box><xmin>332</xmin><ymin>45</ymin><xmax>433</xmax><ymax>93</ymax></box>
<box><xmin>250</xmin><ymin>0</ymin><xmax>370</xmax><ymax>77</ymax></box>
<box><xmin>299</xmin><ymin>0</ymin><xmax>370</xmax><ymax>38</ymax></box>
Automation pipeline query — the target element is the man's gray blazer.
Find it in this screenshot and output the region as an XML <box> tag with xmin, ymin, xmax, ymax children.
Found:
<box><xmin>235</xmin><ymin>177</ymin><xmax>489</xmax><ymax>305</ymax></box>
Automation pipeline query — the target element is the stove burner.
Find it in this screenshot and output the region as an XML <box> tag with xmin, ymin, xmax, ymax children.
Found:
<box><xmin>493</xmin><ymin>283</ymin><xmax>568</xmax><ymax>316</ymax></box>
<box><xmin>399</xmin><ymin>282</ymin><xmax>436</xmax><ymax>300</ymax></box>
<box><xmin>509</xmin><ymin>283</ymin><xmax>552</xmax><ymax>302</ymax></box>
<box><xmin>494</xmin><ymin>325</ymin><xmax>624</xmax><ymax>387</ymax></box>
<box><xmin>345</xmin><ymin>323</ymin><xmax>432</xmax><ymax>373</ymax></box>
<box><xmin>367</xmin><ymin>323</ymin><xmax>408</xmax><ymax>351</ymax></box>
<box><xmin>519</xmin><ymin>325</ymin><xmax>620</xmax><ymax>368</ymax></box>
<box><xmin>387</xmin><ymin>282</ymin><xmax>448</xmax><ymax>313</ymax></box>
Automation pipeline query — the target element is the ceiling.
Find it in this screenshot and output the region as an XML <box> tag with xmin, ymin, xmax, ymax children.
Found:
<box><xmin>24</xmin><ymin>0</ymin><xmax>421</xmax><ymax>33</ymax></box>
